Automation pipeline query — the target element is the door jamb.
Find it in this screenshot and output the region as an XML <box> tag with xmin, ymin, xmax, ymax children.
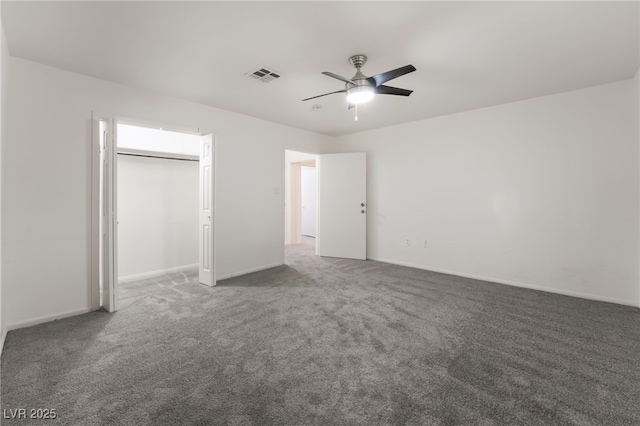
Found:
<box><xmin>90</xmin><ymin>115</ymin><xmax>102</xmax><ymax>311</ymax></box>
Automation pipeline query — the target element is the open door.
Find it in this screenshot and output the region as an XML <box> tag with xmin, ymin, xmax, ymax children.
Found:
<box><xmin>198</xmin><ymin>134</ymin><xmax>215</xmax><ymax>286</ymax></box>
<box><xmin>100</xmin><ymin>118</ymin><xmax>118</xmax><ymax>312</ymax></box>
<box><xmin>317</xmin><ymin>152</ymin><xmax>367</xmax><ymax>260</ymax></box>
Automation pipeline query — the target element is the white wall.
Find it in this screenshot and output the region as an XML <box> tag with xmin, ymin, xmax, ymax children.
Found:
<box><xmin>0</xmin><ymin>6</ymin><xmax>7</xmax><ymax>354</ymax></box>
<box><xmin>3</xmin><ymin>57</ymin><xmax>331</xmax><ymax>329</ymax></box>
<box><xmin>284</xmin><ymin>150</ymin><xmax>317</xmax><ymax>245</ymax></box>
<box><xmin>3</xmin><ymin>56</ymin><xmax>638</xmax><ymax>332</ymax></box>
<box><xmin>635</xmin><ymin>67</ymin><xmax>640</xmax><ymax>307</ymax></box>
<box><xmin>117</xmin><ymin>155</ymin><xmax>199</xmax><ymax>280</ymax></box>
<box><xmin>333</xmin><ymin>79</ymin><xmax>640</xmax><ymax>306</ymax></box>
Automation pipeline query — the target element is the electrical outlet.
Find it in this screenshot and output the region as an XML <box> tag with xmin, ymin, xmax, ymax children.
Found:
<box><xmin>405</xmin><ymin>238</ymin><xmax>411</xmax><ymax>246</ymax></box>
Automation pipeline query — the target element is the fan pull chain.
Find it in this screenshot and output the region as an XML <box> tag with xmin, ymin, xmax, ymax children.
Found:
<box><xmin>355</xmin><ymin>104</ymin><xmax>358</xmax><ymax>121</ymax></box>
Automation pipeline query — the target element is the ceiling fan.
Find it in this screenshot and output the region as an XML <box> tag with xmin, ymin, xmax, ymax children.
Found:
<box><xmin>302</xmin><ymin>55</ymin><xmax>416</xmax><ymax>109</ymax></box>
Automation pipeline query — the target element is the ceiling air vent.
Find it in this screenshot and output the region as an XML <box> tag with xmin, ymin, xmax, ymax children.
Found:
<box><xmin>246</xmin><ymin>67</ymin><xmax>281</xmax><ymax>83</ymax></box>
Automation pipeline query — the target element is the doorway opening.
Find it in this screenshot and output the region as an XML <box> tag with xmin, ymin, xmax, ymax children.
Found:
<box><xmin>116</xmin><ymin>124</ymin><xmax>201</xmax><ymax>289</ymax></box>
<box><xmin>283</xmin><ymin>150</ymin><xmax>367</xmax><ymax>262</ymax></box>
<box><xmin>285</xmin><ymin>150</ymin><xmax>317</xmax><ymax>251</ymax></box>
<box><xmin>92</xmin><ymin>116</ymin><xmax>215</xmax><ymax>313</ymax></box>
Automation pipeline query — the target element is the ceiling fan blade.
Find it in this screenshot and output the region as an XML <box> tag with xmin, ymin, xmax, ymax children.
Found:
<box><xmin>322</xmin><ymin>71</ymin><xmax>355</xmax><ymax>85</ymax></box>
<box><xmin>374</xmin><ymin>85</ymin><xmax>413</xmax><ymax>96</ymax></box>
<box><xmin>302</xmin><ymin>89</ymin><xmax>347</xmax><ymax>102</ymax></box>
<box><xmin>367</xmin><ymin>65</ymin><xmax>416</xmax><ymax>87</ymax></box>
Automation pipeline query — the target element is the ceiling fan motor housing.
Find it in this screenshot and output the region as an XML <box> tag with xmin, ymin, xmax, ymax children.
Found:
<box><xmin>345</xmin><ymin>55</ymin><xmax>374</xmax><ymax>105</ymax></box>
<box><xmin>346</xmin><ymin>73</ymin><xmax>372</xmax><ymax>88</ymax></box>
<box><xmin>347</xmin><ymin>55</ymin><xmax>373</xmax><ymax>90</ymax></box>
<box><xmin>345</xmin><ymin>56</ymin><xmax>374</xmax><ymax>104</ymax></box>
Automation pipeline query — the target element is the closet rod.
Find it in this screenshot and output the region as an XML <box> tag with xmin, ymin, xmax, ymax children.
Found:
<box><xmin>117</xmin><ymin>152</ymin><xmax>199</xmax><ymax>162</ymax></box>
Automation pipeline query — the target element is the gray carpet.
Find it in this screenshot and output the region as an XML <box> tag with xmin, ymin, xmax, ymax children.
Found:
<box><xmin>2</xmin><ymin>241</ymin><xmax>639</xmax><ymax>425</ymax></box>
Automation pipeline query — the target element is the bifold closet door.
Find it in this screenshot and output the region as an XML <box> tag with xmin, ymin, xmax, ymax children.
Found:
<box><xmin>198</xmin><ymin>134</ymin><xmax>215</xmax><ymax>287</ymax></box>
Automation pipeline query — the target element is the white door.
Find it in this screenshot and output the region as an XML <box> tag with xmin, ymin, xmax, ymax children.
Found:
<box><xmin>101</xmin><ymin>118</ymin><xmax>118</xmax><ymax>312</ymax></box>
<box><xmin>317</xmin><ymin>153</ymin><xmax>366</xmax><ymax>260</ymax></box>
<box><xmin>198</xmin><ymin>134</ymin><xmax>215</xmax><ymax>286</ymax></box>
<box><xmin>301</xmin><ymin>166</ymin><xmax>317</xmax><ymax>237</ymax></box>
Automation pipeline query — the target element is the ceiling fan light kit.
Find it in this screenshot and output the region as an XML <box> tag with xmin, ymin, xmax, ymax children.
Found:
<box><xmin>346</xmin><ymin>86</ymin><xmax>374</xmax><ymax>105</ymax></box>
<box><xmin>302</xmin><ymin>54</ymin><xmax>416</xmax><ymax>120</ymax></box>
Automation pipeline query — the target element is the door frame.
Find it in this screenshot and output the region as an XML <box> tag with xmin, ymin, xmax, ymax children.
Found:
<box><xmin>91</xmin><ymin>115</ymin><xmax>117</xmax><ymax>311</ymax></box>
<box><xmin>90</xmin><ymin>115</ymin><xmax>104</xmax><ymax>311</ymax></box>
<box><xmin>91</xmin><ymin>112</ymin><xmax>216</xmax><ymax>312</ymax></box>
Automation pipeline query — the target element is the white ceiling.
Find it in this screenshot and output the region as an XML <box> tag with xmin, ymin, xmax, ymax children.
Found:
<box><xmin>3</xmin><ymin>1</ymin><xmax>639</xmax><ymax>136</ymax></box>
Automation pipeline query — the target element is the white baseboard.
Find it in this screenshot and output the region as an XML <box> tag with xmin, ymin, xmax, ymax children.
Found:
<box><xmin>217</xmin><ymin>262</ymin><xmax>283</xmax><ymax>281</ymax></box>
<box><xmin>0</xmin><ymin>327</ymin><xmax>7</xmax><ymax>357</ymax></box>
<box><xmin>119</xmin><ymin>264</ymin><xmax>198</xmax><ymax>283</ymax></box>
<box><xmin>368</xmin><ymin>256</ymin><xmax>639</xmax><ymax>308</ymax></box>
<box><xmin>7</xmin><ymin>307</ymin><xmax>92</xmax><ymax>332</ymax></box>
